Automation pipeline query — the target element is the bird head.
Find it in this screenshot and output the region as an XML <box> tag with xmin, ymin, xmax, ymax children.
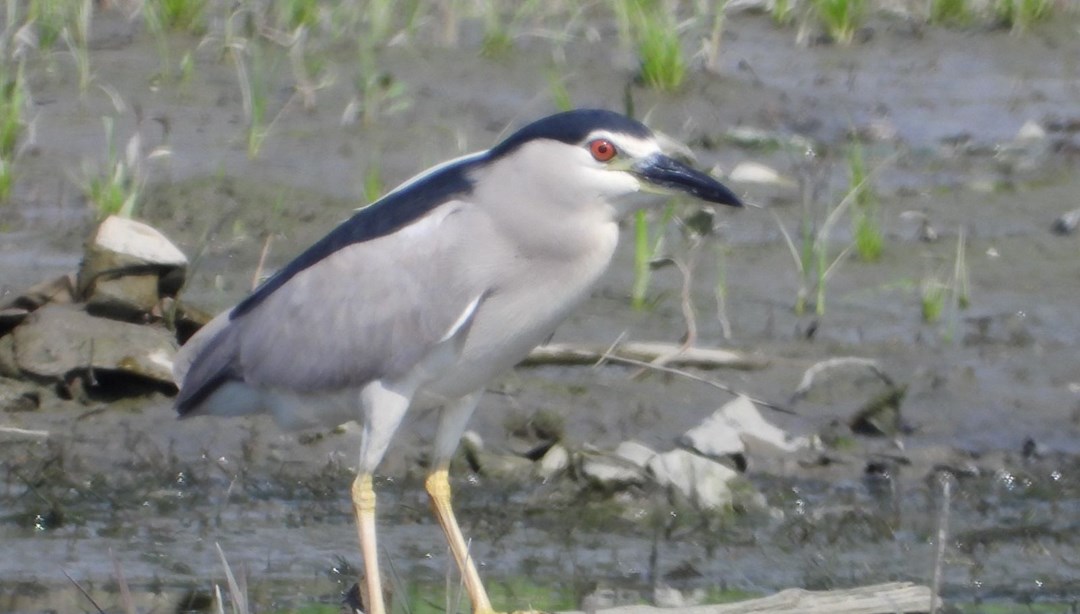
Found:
<box><xmin>479</xmin><ymin>109</ymin><xmax>743</xmax><ymax>219</ymax></box>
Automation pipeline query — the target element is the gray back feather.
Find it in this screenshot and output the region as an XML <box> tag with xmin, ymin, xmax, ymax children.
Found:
<box><xmin>175</xmin><ymin>201</ymin><xmax>500</xmax><ymax>415</ymax></box>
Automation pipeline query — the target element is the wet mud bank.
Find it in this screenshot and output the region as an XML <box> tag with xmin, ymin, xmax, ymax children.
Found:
<box><xmin>2</xmin><ymin>5</ymin><xmax>1080</xmax><ymax>612</ymax></box>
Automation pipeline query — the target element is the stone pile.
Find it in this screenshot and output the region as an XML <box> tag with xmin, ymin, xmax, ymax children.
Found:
<box><xmin>0</xmin><ymin>216</ymin><xmax>208</xmax><ymax>405</ymax></box>
<box><xmin>463</xmin><ymin>395</ymin><xmax>814</xmax><ymax>512</ymax></box>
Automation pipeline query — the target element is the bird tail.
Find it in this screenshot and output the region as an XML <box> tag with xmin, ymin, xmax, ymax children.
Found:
<box><xmin>173</xmin><ymin>311</ymin><xmax>238</xmax><ymax>417</ymax></box>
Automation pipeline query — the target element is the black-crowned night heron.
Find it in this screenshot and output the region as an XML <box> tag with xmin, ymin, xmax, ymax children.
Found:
<box><xmin>173</xmin><ymin>109</ymin><xmax>742</xmax><ymax>614</ymax></box>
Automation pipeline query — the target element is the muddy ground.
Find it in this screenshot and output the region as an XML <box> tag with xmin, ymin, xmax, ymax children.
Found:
<box><xmin>2</xmin><ymin>6</ymin><xmax>1080</xmax><ymax>613</ymax></box>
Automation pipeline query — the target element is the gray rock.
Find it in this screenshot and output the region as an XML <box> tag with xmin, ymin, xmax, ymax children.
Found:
<box><xmin>473</xmin><ymin>451</ymin><xmax>534</xmax><ymax>482</ymax></box>
<box><xmin>85</xmin><ymin>274</ymin><xmax>161</xmax><ymax>322</ymax></box>
<box><xmin>1052</xmin><ymin>208</ymin><xmax>1080</xmax><ymax>235</ymax></box>
<box><xmin>0</xmin><ymin>275</ymin><xmax>76</xmax><ymax>336</ymax></box>
<box><xmin>899</xmin><ymin>210</ymin><xmax>938</xmax><ymax>242</ymax></box>
<box><xmin>849</xmin><ymin>386</ymin><xmax>907</xmax><ymax>437</ymax></box>
<box><xmin>646</xmin><ymin>448</ymin><xmax>739</xmax><ymax>510</ymax></box>
<box><xmin>791</xmin><ymin>357</ymin><xmax>904</xmax><ymax>436</ymax></box>
<box><xmin>0</xmin><ymin>334</ymin><xmax>18</xmax><ymax>378</ymax></box>
<box><xmin>457</xmin><ymin>430</ymin><xmax>533</xmax><ymax>482</ymax></box>
<box><xmin>0</xmin><ymin>377</ymin><xmax>40</xmax><ymax>412</ymax></box>
<box><xmin>159</xmin><ymin>297</ymin><xmax>215</xmax><ymax>344</ymax></box>
<box><xmin>12</xmin><ymin>304</ymin><xmax>178</xmax><ymax>388</ymax></box>
<box><xmin>580</xmin><ymin>586</ymin><xmax>643</xmax><ymax>613</ymax></box>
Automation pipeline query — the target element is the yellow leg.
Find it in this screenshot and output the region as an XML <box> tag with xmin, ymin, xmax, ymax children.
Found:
<box><xmin>426</xmin><ymin>468</ymin><xmax>496</xmax><ymax>614</ymax></box>
<box><xmin>352</xmin><ymin>473</ymin><xmax>386</xmax><ymax>614</ymax></box>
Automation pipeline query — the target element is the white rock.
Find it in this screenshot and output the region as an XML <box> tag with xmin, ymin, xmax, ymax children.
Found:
<box><xmin>1052</xmin><ymin>208</ymin><xmax>1080</xmax><ymax>235</ymax></box>
<box><xmin>647</xmin><ymin>449</ymin><xmax>738</xmax><ymax>510</ymax></box>
<box><xmin>92</xmin><ymin>215</ymin><xmax>188</xmax><ymax>267</ymax></box>
<box><xmin>653</xmin><ymin>584</ymin><xmax>707</xmax><ymax>608</ymax></box>
<box><xmin>460</xmin><ymin>430</ymin><xmax>484</xmax><ymax>454</ymax></box>
<box><xmin>79</xmin><ymin>216</ymin><xmax>190</xmax><ymax>305</ymax></box>
<box><xmin>613</xmin><ymin>440</ymin><xmax>657</xmax><ymax>469</ymax></box>
<box><xmin>580</xmin><ymin>456</ymin><xmax>643</xmax><ymax>487</ymax></box>
<box><xmin>724</xmin><ymin>0</ymin><xmax>770</xmax><ymax>13</ymax></box>
<box><xmin>861</xmin><ymin>117</ymin><xmax>899</xmax><ymax>142</ymax></box>
<box><xmin>680</xmin><ymin>395</ymin><xmax>809</xmax><ymax>460</ymax></box>
<box><xmin>1016</xmin><ymin>119</ymin><xmax>1046</xmax><ymax>142</ymax></box>
<box><xmin>723</xmin><ymin>126</ymin><xmax>813</xmax><ymax>151</ymax></box>
<box><xmin>535</xmin><ymin>443</ymin><xmax>570</xmax><ymax>480</ymax></box>
<box><xmin>579</xmin><ymin>441</ymin><xmax>658</xmax><ymax>488</ymax></box>
<box><xmin>729</xmin><ymin>161</ymin><xmax>793</xmax><ymax>187</ymax></box>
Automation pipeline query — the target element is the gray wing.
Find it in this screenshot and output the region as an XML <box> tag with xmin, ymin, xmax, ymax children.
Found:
<box><xmin>175</xmin><ymin>200</ymin><xmax>494</xmax><ymax>414</ymax></box>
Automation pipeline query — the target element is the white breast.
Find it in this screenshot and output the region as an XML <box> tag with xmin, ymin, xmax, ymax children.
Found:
<box><xmin>418</xmin><ymin>219</ymin><xmax>620</xmax><ymax>403</ymax></box>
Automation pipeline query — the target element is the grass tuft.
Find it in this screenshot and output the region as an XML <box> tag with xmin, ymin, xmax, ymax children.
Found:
<box><xmin>929</xmin><ymin>0</ymin><xmax>970</xmax><ymax>26</ymax></box>
<box><xmin>811</xmin><ymin>0</ymin><xmax>867</xmax><ymax>44</ymax></box>
<box><xmin>479</xmin><ymin>0</ymin><xmax>541</xmax><ymax>58</ymax></box>
<box><xmin>348</xmin><ymin>40</ymin><xmax>410</xmax><ymax>127</ymax></box>
<box><xmin>847</xmin><ymin>140</ymin><xmax>883</xmax><ymax>262</ymax></box>
<box><xmin>147</xmin><ymin>0</ymin><xmax>208</xmax><ymax>34</ymax></box>
<box><xmin>771</xmin><ymin>0</ymin><xmax>796</xmax><ymax>25</ymax></box>
<box><xmin>630</xmin><ymin>204</ymin><xmax>677</xmax><ymax>310</ymax></box>
<box><xmin>0</xmin><ymin>57</ymin><xmax>28</xmax><ymax>202</ymax></box>
<box><xmin>80</xmin><ymin>115</ymin><xmax>169</xmax><ymax>219</ymax></box>
<box><xmin>920</xmin><ymin>276</ymin><xmax>947</xmax><ymax>323</ymax></box>
<box><xmin>920</xmin><ymin>228</ymin><xmax>969</xmax><ymax>340</ymax></box>
<box><xmin>546</xmin><ymin>71</ymin><xmax>573</xmax><ymax>112</ymax></box>
<box><xmin>621</xmin><ymin>0</ymin><xmax>687</xmax><ymax>92</ymax></box>
<box><xmin>27</xmin><ymin>0</ymin><xmax>76</xmax><ymax>50</ymax></box>
<box><xmin>363</xmin><ymin>159</ymin><xmax>383</xmax><ymax>205</ymax></box>
<box><xmin>229</xmin><ymin>37</ymin><xmax>292</xmax><ymax>159</ymax></box>
<box><xmin>81</xmin><ymin>117</ymin><xmax>141</xmax><ymax>218</ymax></box>
<box><xmin>60</xmin><ymin>0</ymin><xmax>93</xmax><ymax>95</ymax></box>
<box><xmin>776</xmin><ymin>147</ymin><xmax>897</xmax><ymax>316</ymax></box>
<box><xmin>994</xmin><ymin>0</ymin><xmax>1053</xmax><ymax>33</ymax></box>
<box><xmin>273</xmin><ymin>0</ymin><xmax>321</xmax><ymax>32</ymax></box>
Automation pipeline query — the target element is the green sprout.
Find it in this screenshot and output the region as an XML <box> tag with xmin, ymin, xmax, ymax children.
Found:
<box><xmin>772</xmin><ymin>0</ymin><xmax>796</xmax><ymax>25</ymax></box>
<box><xmin>546</xmin><ymin>71</ymin><xmax>573</xmax><ymax>112</ymax></box>
<box><xmin>929</xmin><ymin>0</ymin><xmax>970</xmax><ymax>26</ymax></box>
<box><xmin>147</xmin><ymin>0</ymin><xmax>208</xmax><ymax>34</ymax></box>
<box><xmin>847</xmin><ymin>140</ymin><xmax>883</xmax><ymax>262</ymax></box>
<box><xmin>0</xmin><ymin>58</ymin><xmax>28</xmax><ymax>203</ymax></box>
<box><xmin>620</xmin><ymin>0</ymin><xmax>687</xmax><ymax>92</ymax></box>
<box><xmin>348</xmin><ymin>40</ymin><xmax>410</xmax><ymax>127</ymax></box>
<box><xmin>920</xmin><ymin>228</ymin><xmax>970</xmax><ymax>341</ymax></box>
<box><xmin>777</xmin><ymin>149</ymin><xmax>897</xmax><ymax>316</ymax></box>
<box><xmin>811</xmin><ymin>0</ymin><xmax>867</xmax><ymax>44</ymax></box>
<box><xmin>81</xmin><ymin>117</ymin><xmax>145</xmax><ymax>219</ymax></box>
<box><xmin>631</xmin><ymin>203</ymin><xmax>677</xmax><ymax>310</ymax></box>
<box><xmin>995</xmin><ymin>0</ymin><xmax>1053</xmax><ymax>33</ymax></box>
<box><xmin>28</xmin><ymin>0</ymin><xmax>75</xmax><ymax>50</ymax></box>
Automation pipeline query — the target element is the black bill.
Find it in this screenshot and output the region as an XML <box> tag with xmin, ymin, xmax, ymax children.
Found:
<box><xmin>633</xmin><ymin>154</ymin><xmax>743</xmax><ymax>207</ymax></box>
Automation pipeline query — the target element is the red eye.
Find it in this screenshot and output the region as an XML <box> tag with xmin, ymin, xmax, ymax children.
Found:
<box><xmin>589</xmin><ymin>139</ymin><xmax>617</xmax><ymax>162</ymax></box>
